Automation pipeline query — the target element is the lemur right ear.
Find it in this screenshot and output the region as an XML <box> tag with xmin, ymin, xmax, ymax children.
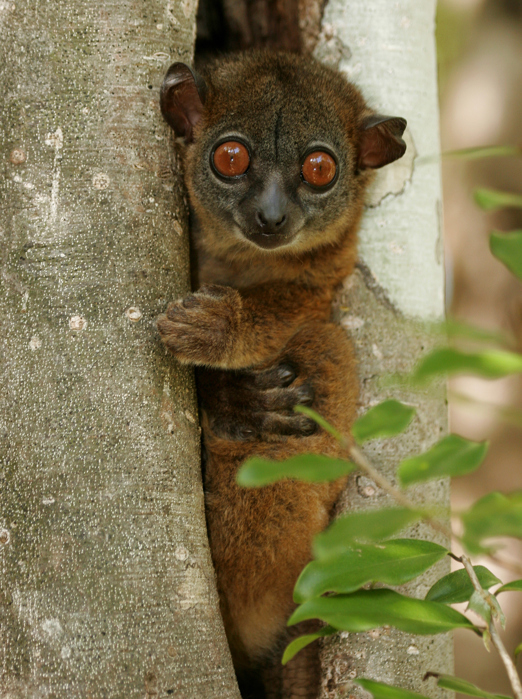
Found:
<box><xmin>160</xmin><ymin>63</ymin><xmax>207</xmax><ymax>143</ymax></box>
<box><xmin>358</xmin><ymin>115</ymin><xmax>407</xmax><ymax>170</ymax></box>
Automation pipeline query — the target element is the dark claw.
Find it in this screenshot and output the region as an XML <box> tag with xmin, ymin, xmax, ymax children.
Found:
<box><xmin>277</xmin><ymin>364</ymin><xmax>296</xmax><ymax>387</ymax></box>
<box><xmin>295</xmin><ymin>384</ymin><xmax>314</xmax><ymax>406</ymax></box>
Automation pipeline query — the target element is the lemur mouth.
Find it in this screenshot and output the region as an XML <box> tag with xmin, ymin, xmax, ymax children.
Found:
<box><xmin>244</xmin><ymin>229</ymin><xmax>299</xmax><ymax>251</ymax></box>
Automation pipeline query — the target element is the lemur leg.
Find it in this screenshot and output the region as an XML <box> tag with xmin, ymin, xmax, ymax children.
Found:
<box><xmin>203</xmin><ymin>322</ymin><xmax>357</xmax><ymax>698</ymax></box>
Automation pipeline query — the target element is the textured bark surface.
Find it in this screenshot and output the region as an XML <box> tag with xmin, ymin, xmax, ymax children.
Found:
<box><xmin>315</xmin><ymin>2</ymin><xmax>453</xmax><ymax>697</ymax></box>
<box><xmin>0</xmin><ymin>1</ymin><xmax>239</xmax><ymax>697</ymax></box>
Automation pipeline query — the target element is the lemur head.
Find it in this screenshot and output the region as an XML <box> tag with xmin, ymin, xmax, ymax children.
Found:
<box><xmin>160</xmin><ymin>52</ymin><xmax>406</xmax><ymax>256</ymax></box>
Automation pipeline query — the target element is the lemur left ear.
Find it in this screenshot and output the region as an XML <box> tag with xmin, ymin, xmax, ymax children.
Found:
<box><xmin>160</xmin><ymin>62</ymin><xmax>207</xmax><ymax>143</ymax></box>
<box><xmin>358</xmin><ymin>115</ymin><xmax>407</xmax><ymax>170</ymax></box>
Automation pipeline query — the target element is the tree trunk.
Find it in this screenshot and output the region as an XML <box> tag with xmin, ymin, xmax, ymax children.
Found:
<box><xmin>315</xmin><ymin>1</ymin><xmax>453</xmax><ymax>696</ymax></box>
<box><xmin>0</xmin><ymin>1</ymin><xmax>239</xmax><ymax>697</ymax></box>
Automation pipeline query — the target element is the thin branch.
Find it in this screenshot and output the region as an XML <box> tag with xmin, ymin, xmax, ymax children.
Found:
<box><xmin>460</xmin><ymin>555</ymin><xmax>522</xmax><ymax>699</ymax></box>
<box><xmin>348</xmin><ymin>444</ymin><xmax>453</xmax><ymax>541</ymax></box>
<box><xmin>348</xmin><ymin>443</ymin><xmax>522</xmax><ymax>577</ymax></box>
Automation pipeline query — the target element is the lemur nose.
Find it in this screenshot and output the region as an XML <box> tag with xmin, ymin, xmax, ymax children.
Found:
<box><xmin>255</xmin><ymin>177</ymin><xmax>288</xmax><ymax>234</ymax></box>
<box><xmin>256</xmin><ymin>210</ymin><xmax>287</xmax><ymax>229</ymax></box>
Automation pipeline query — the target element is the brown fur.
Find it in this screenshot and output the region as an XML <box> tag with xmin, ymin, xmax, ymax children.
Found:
<box><xmin>157</xmin><ymin>52</ymin><xmax>406</xmax><ymax>698</ymax></box>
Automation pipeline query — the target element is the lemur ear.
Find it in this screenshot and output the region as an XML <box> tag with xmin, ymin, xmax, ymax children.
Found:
<box><xmin>160</xmin><ymin>62</ymin><xmax>207</xmax><ymax>142</ymax></box>
<box><xmin>358</xmin><ymin>115</ymin><xmax>407</xmax><ymax>170</ymax></box>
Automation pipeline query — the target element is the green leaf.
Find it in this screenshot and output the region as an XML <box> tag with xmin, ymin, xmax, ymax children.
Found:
<box><xmin>442</xmin><ymin>318</ymin><xmax>514</xmax><ymax>348</ymax></box>
<box><xmin>425</xmin><ymin>566</ymin><xmax>501</xmax><ymax>604</ymax></box>
<box><xmin>496</xmin><ymin>579</ymin><xmax>522</xmax><ymax>594</ymax></box>
<box><xmin>468</xmin><ymin>590</ymin><xmax>492</xmax><ymax>624</ymax></box>
<box><xmin>355</xmin><ymin>679</ymin><xmax>431</xmax><ymax>699</ymax></box>
<box><xmin>461</xmin><ymin>491</ymin><xmax>522</xmax><ymax>554</ymax></box>
<box><xmin>474</xmin><ymin>188</ymin><xmax>522</xmax><ymax>211</ymax></box>
<box><xmin>281</xmin><ymin>626</ymin><xmax>336</xmax><ymax>665</ymax></box>
<box><xmin>444</xmin><ymin>145</ymin><xmax>521</xmax><ymax>160</ymax></box>
<box><xmin>288</xmin><ymin>588</ymin><xmax>476</xmax><ymax>635</ymax></box>
<box><xmin>398</xmin><ymin>435</ymin><xmax>488</xmax><ymax>487</ymax></box>
<box><xmin>294</xmin><ymin>539</ymin><xmax>447</xmax><ymax>602</ymax></box>
<box><xmin>236</xmin><ymin>453</ymin><xmax>355</xmax><ymax>487</ymax></box>
<box><xmin>352</xmin><ymin>400</ymin><xmax>416</xmax><ymax>444</ymax></box>
<box><xmin>515</xmin><ymin>641</ymin><xmax>522</xmax><ymax>658</ymax></box>
<box><xmin>414</xmin><ymin>347</ymin><xmax>522</xmax><ymax>383</ymax></box>
<box><xmin>490</xmin><ymin>231</ymin><xmax>522</xmax><ymax>280</ymax></box>
<box><xmin>428</xmin><ymin>673</ymin><xmax>510</xmax><ymax>699</ymax></box>
<box><xmin>313</xmin><ymin>508</ymin><xmax>423</xmax><ymax>559</ymax></box>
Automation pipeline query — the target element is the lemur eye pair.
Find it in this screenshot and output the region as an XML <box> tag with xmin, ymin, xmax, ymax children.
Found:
<box><xmin>212</xmin><ymin>141</ymin><xmax>337</xmax><ymax>188</ymax></box>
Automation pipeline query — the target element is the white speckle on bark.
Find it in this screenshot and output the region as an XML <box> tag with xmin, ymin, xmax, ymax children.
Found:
<box><xmin>389</xmin><ymin>241</ymin><xmax>404</xmax><ymax>255</ymax></box>
<box><xmin>21</xmin><ymin>291</ymin><xmax>29</xmax><ymax>312</ymax></box>
<box><xmin>356</xmin><ymin>476</ymin><xmax>377</xmax><ymax>498</ymax></box>
<box><xmin>42</xmin><ymin>497</ymin><xmax>55</xmax><ymax>505</ymax></box>
<box><xmin>125</xmin><ymin>307</ymin><xmax>142</xmax><ymax>322</ymax></box>
<box><xmin>184</xmin><ymin>410</ymin><xmax>195</xmax><ymax>424</ymax></box>
<box><xmin>372</xmin><ymin>343</ymin><xmax>383</xmax><ymax>360</ymax></box>
<box><xmin>69</xmin><ymin>315</ymin><xmax>87</xmax><ymax>331</ymax></box>
<box><xmin>61</xmin><ymin>646</ymin><xmax>72</xmax><ymax>659</ymax></box>
<box><xmin>10</xmin><ymin>148</ymin><xmax>26</xmax><ymax>164</ymax></box>
<box><xmin>181</xmin><ymin>0</ymin><xmax>196</xmax><ymax>19</ymax></box>
<box><xmin>407</xmin><ymin>645</ymin><xmax>420</xmax><ymax>655</ymax></box>
<box><xmin>42</xmin><ymin>618</ymin><xmax>63</xmax><ymax>639</ymax></box>
<box><xmin>166</xmin><ymin>0</ymin><xmax>180</xmax><ymax>26</ymax></box>
<box><xmin>92</xmin><ymin>172</ymin><xmax>110</xmax><ymax>189</ymax></box>
<box><xmin>45</xmin><ymin>128</ymin><xmax>63</xmax><ymax>224</ymax></box>
<box><xmin>29</xmin><ymin>336</ymin><xmax>42</xmax><ymax>351</ymax></box>
<box><xmin>341</xmin><ymin>315</ymin><xmax>365</xmax><ymax>331</ymax></box>
<box><xmin>175</xmin><ymin>545</ymin><xmax>189</xmax><ymax>561</ymax></box>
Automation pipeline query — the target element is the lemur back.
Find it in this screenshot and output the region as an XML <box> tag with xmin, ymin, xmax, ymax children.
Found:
<box><xmin>157</xmin><ymin>52</ymin><xmax>406</xmax><ymax>698</ymax></box>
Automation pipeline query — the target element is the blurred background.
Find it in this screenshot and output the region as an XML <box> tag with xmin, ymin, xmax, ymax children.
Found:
<box><xmin>436</xmin><ymin>0</ymin><xmax>522</xmax><ymax>691</ymax></box>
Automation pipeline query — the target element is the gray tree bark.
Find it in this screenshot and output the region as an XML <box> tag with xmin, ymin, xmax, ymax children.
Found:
<box><xmin>0</xmin><ymin>1</ymin><xmax>239</xmax><ymax>697</ymax></box>
<box><xmin>314</xmin><ymin>2</ymin><xmax>454</xmax><ymax>696</ymax></box>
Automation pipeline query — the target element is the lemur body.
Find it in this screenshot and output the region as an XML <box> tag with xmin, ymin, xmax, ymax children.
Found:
<box><xmin>157</xmin><ymin>52</ymin><xmax>406</xmax><ymax>697</ymax></box>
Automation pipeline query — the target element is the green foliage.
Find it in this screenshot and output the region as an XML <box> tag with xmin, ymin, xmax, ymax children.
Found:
<box><xmin>442</xmin><ymin>318</ymin><xmax>514</xmax><ymax>347</ymax></box>
<box><xmin>467</xmin><ymin>589</ymin><xmax>505</xmax><ymax>627</ymax></box>
<box><xmin>397</xmin><ymin>434</ymin><xmax>488</xmax><ymax>486</ymax></box>
<box><xmin>294</xmin><ymin>539</ymin><xmax>447</xmax><ymax>602</ymax></box>
<box><xmin>425</xmin><ymin>566</ymin><xmax>501</xmax><ymax>604</ymax></box>
<box><xmin>236</xmin><ymin>453</ymin><xmax>355</xmax><ymax>486</ymax></box>
<box><xmin>313</xmin><ymin>507</ymin><xmax>423</xmax><ymax>559</ymax></box>
<box><xmin>495</xmin><ymin>579</ymin><xmax>522</xmax><ymax>594</ymax></box>
<box><xmin>355</xmin><ymin>679</ymin><xmax>430</xmax><ymax>699</ymax></box>
<box><xmin>490</xmin><ymin>230</ymin><xmax>522</xmax><ymax>280</ymax></box>
<box><xmin>444</xmin><ymin>145</ymin><xmax>521</xmax><ymax>161</ymax></box>
<box><xmin>428</xmin><ymin>673</ymin><xmax>511</xmax><ymax>699</ymax></box>
<box><xmin>288</xmin><ymin>588</ymin><xmax>476</xmax><ymax>635</ymax></box>
<box><xmin>281</xmin><ymin>626</ymin><xmax>335</xmax><ymax>665</ymax></box>
<box><xmin>474</xmin><ymin>188</ymin><xmax>522</xmax><ymax>211</ymax></box>
<box><xmin>352</xmin><ymin>400</ymin><xmax>416</xmax><ymax>443</ymax></box>
<box><xmin>414</xmin><ymin>347</ymin><xmax>522</xmax><ymax>383</ymax></box>
<box><xmin>462</xmin><ymin>491</ymin><xmax>522</xmax><ymax>554</ymax></box>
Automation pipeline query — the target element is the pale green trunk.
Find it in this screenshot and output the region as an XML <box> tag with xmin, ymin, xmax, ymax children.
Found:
<box><xmin>315</xmin><ymin>1</ymin><xmax>453</xmax><ymax>695</ymax></box>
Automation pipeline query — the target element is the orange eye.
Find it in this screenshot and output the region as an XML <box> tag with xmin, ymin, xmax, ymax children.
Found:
<box><xmin>212</xmin><ymin>141</ymin><xmax>250</xmax><ymax>178</ymax></box>
<box><xmin>301</xmin><ymin>151</ymin><xmax>337</xmax><ymax>188</ymax></box>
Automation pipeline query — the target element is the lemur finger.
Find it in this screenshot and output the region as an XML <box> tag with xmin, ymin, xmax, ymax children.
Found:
<box><xmin>261</xmin><ymin>383</ymin><xmax>315</xmax><ymax>412</ymax></box>
<box><xmin>251</xmin><ymin>363</ymin><xmax>296</xmax><ymax>390</ymax></box>
<box><xmin>260</xmin><ymin>412</ymin><xmax>318</xmax><ymax>437</ymax></box>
